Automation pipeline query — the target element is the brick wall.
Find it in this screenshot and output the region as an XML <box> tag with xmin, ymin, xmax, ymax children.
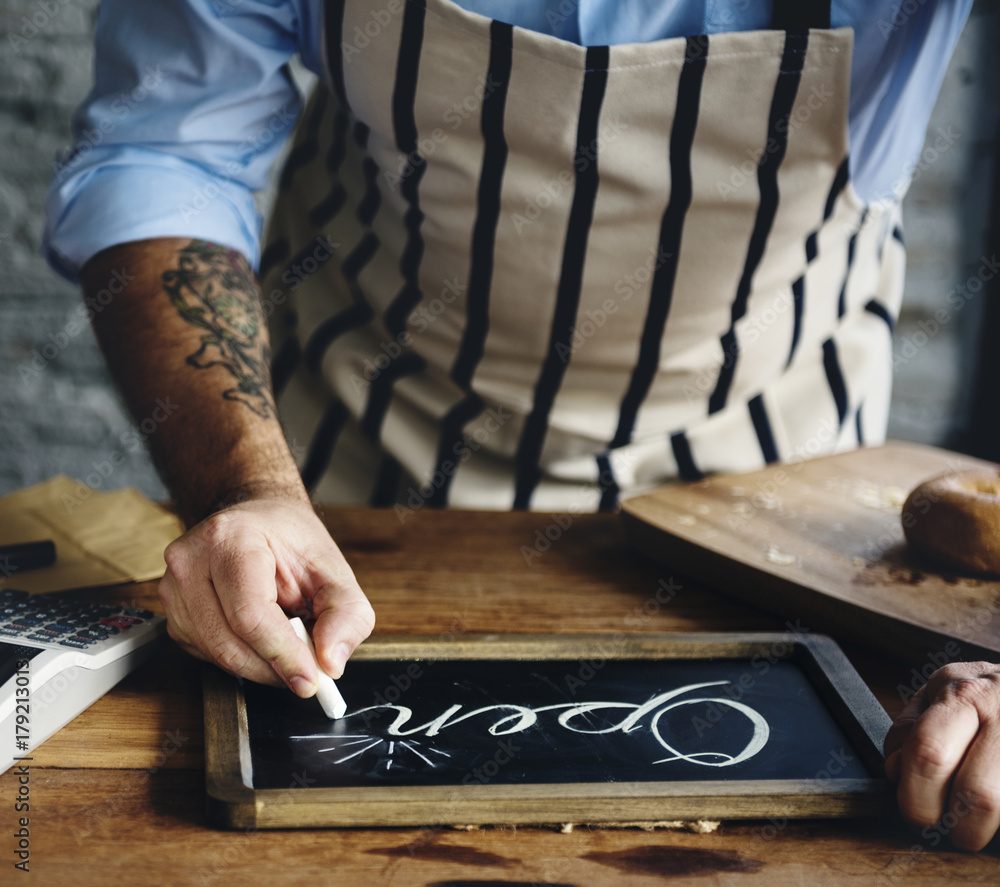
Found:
<box><xmin>0</xmin><ymin>0</ymin><xmax>997</xmax><ymax>499</ymax></box>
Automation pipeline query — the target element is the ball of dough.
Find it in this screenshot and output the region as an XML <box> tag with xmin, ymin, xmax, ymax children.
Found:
<box><xmin>902</xmin><ymin>469</ymin><xmax>1000</xmax><ymax>576</ymax></box>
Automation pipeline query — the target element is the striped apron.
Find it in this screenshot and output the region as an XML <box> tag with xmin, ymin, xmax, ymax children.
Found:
<box><xmin>261</xmin><ymin>0</ymin><xmax>905</xmax><ymax>512</ymax></box>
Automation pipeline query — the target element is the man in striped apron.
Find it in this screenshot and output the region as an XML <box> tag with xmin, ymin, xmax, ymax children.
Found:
<box><xmin>46</xmin><ymin>0</ymin><xmax>1000</xmax><ymax>849</ymax></box>
<box><xmin>266</xmin><ymin>0</ymin><xmax>899</xmax><ymax>515</ymax></box>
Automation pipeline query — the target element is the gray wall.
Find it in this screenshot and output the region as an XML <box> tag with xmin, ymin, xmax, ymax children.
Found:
<box><xmin>1</xmin><ymin>0</ymin><xmax>998</xmax><ymax>499</ymax></box>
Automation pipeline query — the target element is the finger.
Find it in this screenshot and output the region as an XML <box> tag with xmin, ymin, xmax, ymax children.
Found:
<box><xmin>211</xmin><ymin>543</ymin><xmax>319</xmax><ymax>694</ymax></box>
<box><xmin>884</xmin><ymin>749</ymin><xmax>901</xmax><ymax>784</ymax></box>
<box><xmin>896</xmin><ymin>698</ymin><xmax>981</xmax><ymax>830</ymax></box>
<box><xmin>309</xmin><ymin>554</ymin><xmax>375</xmax><ymax>679</ymax></box>
<box><xmin>884</xmin><ymin>685</ymin><xmax>931</xmax><ymax>762</ymax></box>
<box><xmin>158</xmin><ymin>568</ymin><xmax>201</xmax><ymax>653</ymax></box>
<box><xmin>884</xmin><ymin>684</ymin><xmax>931</xmax><ymax>783</ymax></box>
<box><xmin>944</xmin><ymin>696</ymin><xmax>1000</xmax><ymax>851</ymax></box>
<box><xmin>166</xmin><ymin>621</ymin><xmax>209</xmax><ymax>662</ymax></box>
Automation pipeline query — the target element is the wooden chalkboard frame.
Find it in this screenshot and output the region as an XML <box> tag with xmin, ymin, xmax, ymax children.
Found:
<box><xmin>203</xmin><ymin>632</ymin><xmax>893</xmax><ymax>829</ymax></box>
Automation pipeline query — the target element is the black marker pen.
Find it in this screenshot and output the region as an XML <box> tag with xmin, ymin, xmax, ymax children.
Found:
<box><xmin>0</xmin><ymin>541</ymin><xmax>56</xmax><ymax>572</ymax></box>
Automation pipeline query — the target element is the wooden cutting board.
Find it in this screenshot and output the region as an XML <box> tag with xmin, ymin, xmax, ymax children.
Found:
<box><xmin>621</xmin><ymin>441</ymin><xmax>1000</xmax><ymax>668</ymax></box>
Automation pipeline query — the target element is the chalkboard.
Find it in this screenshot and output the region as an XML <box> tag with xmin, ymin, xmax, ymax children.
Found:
<box><xmin>204</xmin><ymin>633</ymin><xmax>893</xmax><ymax>828</ymax></box>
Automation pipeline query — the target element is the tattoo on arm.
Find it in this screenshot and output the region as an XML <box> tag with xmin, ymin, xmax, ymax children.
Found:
<box><xmin>161</xmin><ymin>240</ymin><xmax>275</xmax><ymax>419</ymax></box>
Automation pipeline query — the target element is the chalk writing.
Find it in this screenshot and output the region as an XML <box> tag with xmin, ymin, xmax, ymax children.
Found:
<box><xmin>291</xmin><ymin>680</ymin><xmax>769</xmax><ymax>768</ymax></box>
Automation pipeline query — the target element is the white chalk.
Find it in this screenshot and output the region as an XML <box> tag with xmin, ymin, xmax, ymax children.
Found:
<box><xmin>288</xmin><ymin>616</ymin><xmax>347</xmax><ymax>719</ymax></box>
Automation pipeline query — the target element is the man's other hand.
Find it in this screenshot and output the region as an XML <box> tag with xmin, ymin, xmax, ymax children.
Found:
<box><xmin>884</xmin><ymin>661</ymin><xmax>1000</xmax><ymax>851</ymax></box>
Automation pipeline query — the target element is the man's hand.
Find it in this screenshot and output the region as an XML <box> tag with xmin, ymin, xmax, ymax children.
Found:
<box><xmin>160</xmin><ymin>491</ymin><xmax>374</xmax><ymax>694</ymax></box>
<box><xmin>80</xmin><ymin>237</ymin><xmax>374</xmax><ymax>692</ymax></box>
<box><xmin>884</xmin><ymin>661</ymin><xmax>1000</xmax><ymax>851</ymax></box>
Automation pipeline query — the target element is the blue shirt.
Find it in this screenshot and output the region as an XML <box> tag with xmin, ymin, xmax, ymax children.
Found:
<box><xmin>44</xmin><ymin>0</ymin><xmax>972</xmax><ymax>281</ymax></box>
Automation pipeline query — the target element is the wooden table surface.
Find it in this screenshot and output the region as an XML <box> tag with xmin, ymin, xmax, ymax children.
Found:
<box><xmin>3</xmin><ymin>507</ymin><xmax>998</xmax><ymax>885</ymax></box>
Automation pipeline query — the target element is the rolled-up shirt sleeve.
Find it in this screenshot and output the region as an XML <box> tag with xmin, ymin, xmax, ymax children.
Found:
<box><xmin>44</xmin><ymin>0</ymin><xmax>309</xmax><ymax>282</ymax></box>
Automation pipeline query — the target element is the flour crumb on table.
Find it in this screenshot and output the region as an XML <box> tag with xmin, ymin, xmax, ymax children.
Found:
<box><xmin>851</xmin><ymin>480</ymin><xmax>908</xmax><ymax>512</ymax></box>
<box><xmin>765</xmin><ymin>545</ymin><xmax>796</xmax><ymax>566</ymax></box>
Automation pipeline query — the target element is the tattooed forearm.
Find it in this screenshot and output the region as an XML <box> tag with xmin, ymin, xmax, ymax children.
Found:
<box><xmin>161</xmin><ymin>239</ymin><xmax>275</xmax><ymax>418</ymax></box>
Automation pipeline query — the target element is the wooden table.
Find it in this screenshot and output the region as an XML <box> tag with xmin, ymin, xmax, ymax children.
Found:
<box><xmin>4</xmin><ymin>508</ymin><xmax>998</xmax><ymax>885</ymax></box>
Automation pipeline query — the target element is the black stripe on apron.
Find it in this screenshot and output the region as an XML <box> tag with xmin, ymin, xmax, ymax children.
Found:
<box><xmin>382</xmin><ymin>0</ymin><xmax>428</xmax><ymax>339</ymax></box>
<box><xmin>513</xmin><ymin>44</ymin><xmax>610</xmax><ymax>510</ymax></box>
<box><xmin>362</xmin><ymin>352</ymin><xmax>426</xmax><ymax>440</ymax></box>
<box><xmin>670</xmin><ymin>430</ymin><xmax>703</xmax><ymax>481</ymax></box>
<box><xmin>308</xmin><ymin>184</ymin><xmax>347</xmax><ymax>229</ymax></box>
<box><xmin>350</xmin><ymin>120</ymin><xmax>383</xmax><ymax>226</ymax></box>
<box><xmin>855</xmin><ymin>405</ymin><xmax>864</xmax><ymax>446</ymax></box>
<box><xmin>302</xmin><ymin>233</ymin><xmax>380</xmax><ymax>373</ymax></box>
<box><xmin>787</xmin><ymin>276</ymin><xmax>805</xmax><ymax>368</ymax></box>
<box><xmin>324</xmin><ymin>0</ymin><xmax>351</xmax><ymax>111</ymax></box>
<box><xmin>596</xmin><ymin>452</ymin><xmax>619</xmax><ymax>513</ymax></box>
<box><xmin>301</xmin><ymin>398</ymin><xmax>350</xmax><ymax>492</ymax></box>
<box><xmin>326</xmin><ymin>107</ymin><xmax>351</xmax><ymax>172</ymax></box>
<box><xmin>427</xmin><ymin>20</ymin><xmax>514</xmax><ymax>509</ymax></box>
<box><xmin>260</xmin><ymin>239</ymin><xmax>290</xmax><ymax>280</ymax></box>
<box><xmin>307</xmin><ymin>109</ymin><xmax>352</xmax><ymax>228</ymax></box>
<box><xmin>771</xmin><ymin>0</ymin><xmax>831</xmax><ymax>30</ymax></box>
<box><xmin>749</xmin><ymin>393</ymin><xmax>779</xmax><ymax>464</ymax></box>
<box><xmin>787</xmin><ymin>156</ymin><xmax>850</xmax><ymax>366</ymax></box>
<box><xmin>370</xmin><ymin>455</ymin><xmax>404</xmax><ymax>506</ymax></box>
<box><xmin>357</xmin><ymin>162</ymin><xmax>382</xmax><ymax>225</ymax></box>
<box><xmin>708</xmin><ymin>29</ymin><xmax>808</xmax><ymax>416</ymax></box>
<box><xmin>360</xmin><ymin>1</ymin><xmax>430</xmax><ymax>443</ymax></box>
<box><xmin>864</xmin><ymin>298</ymin><xmax>895</xmax><ymax>333</ymax></box>
<box><xmin>270</xmin><ymin>337</ymin><xmax>301</xmax><ymax>398</ymax></box>
<box><xmin>608</xmin><ymin>34</ymin><xmax>708</xmax><ymax>451</ymax></box>
<box><xmin>838</xmin><ymin>208</ymin><xmax>867</xmax><ymax>318</ymax></box>
<box><xmin>280</xmin><ymin>87</ymin><xmax>329</xmax><ymax>191</ymax></box>
<box><xmin>878</xmin><ymin>221</ymin><xmax>905</xmax><ymax>264</ymax></box>
<box><xmin>822</xmin><ymin>337</ymin><xmax>849</xmax><ymax>426</ymax></box>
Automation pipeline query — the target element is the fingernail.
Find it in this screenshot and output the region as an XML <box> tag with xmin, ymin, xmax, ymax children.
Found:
<box><xmin>330</xmin><ymin>643</ymin><xmax>351</xmax><ymax>679</ymax></box>
<box><xmin>288</xmin><ymin>676</ymin><xmax>317</xmax><ymax>698</ymax></box>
